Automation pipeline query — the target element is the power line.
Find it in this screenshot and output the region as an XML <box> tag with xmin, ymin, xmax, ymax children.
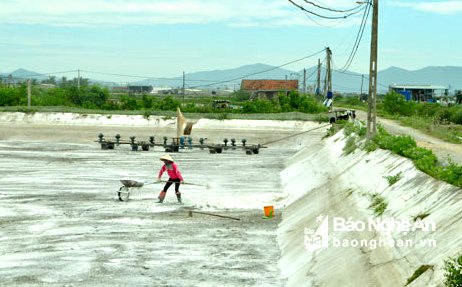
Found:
<box><xmin>332</xmin><ymin>66</ymin><xmax>389</xmax><ymax>89</ymax></box>
<box><xmin>288</xmin><ymin>0</ymin><xmax>371</xmax><ymax>74</ymax></box>
<box><xmin>305</xmin><ymin>66</ymin><xmax>319</xmax><ymax>81</ymax></box>
<box><xmin>302</xmin><ymin>9</ymin><xmax>350</xmax><ymax>27</ymax></box>
<box><xmin>338</xmin><ymin>2</ymin><xmax>372</xmax><ymax>72</ymax></box>
<box><xmin>189</xmin><ymin>48</ymin><xmax>326</xmax><ymax>88</ymax></box>
<box><xmin>80</xmin><ymin>69</ymin><xmax>183</xmax><ymax>82</ymax></box>
<box><xmin>80</xmin><ymin>69</ymin><xmax>245</xmax><ymax>84</ymax></box>
<box><xmin>7</xmin><ymin>69</ymin><xmax>78</xmax><ymax>80</ymax></box>
<box><xmin>301</xmin><ymin>0</ymin><xmax>364</xmax><ymax>13</ymax></box>
<box><xmin>288</xmin><ymin>0</ymin><xmax>366</xmax><ymax>19</ymax></box>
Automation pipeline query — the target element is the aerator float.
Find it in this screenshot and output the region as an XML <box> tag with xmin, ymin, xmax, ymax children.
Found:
<box><xmin>96</xmin><ymin>133</ymin><xmax>263</xmax><ymax>155</ymax></box>
<box><xmin>95</xmin><ymin>108</ymin><xmax>265</xmax><ymax>155</ymax></box>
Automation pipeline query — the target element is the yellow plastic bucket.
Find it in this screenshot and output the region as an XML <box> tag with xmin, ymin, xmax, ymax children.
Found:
<box><xmin>264</xmin><ymin>206</ymin><xmax>274</xmax><ymax>218</ymax></box>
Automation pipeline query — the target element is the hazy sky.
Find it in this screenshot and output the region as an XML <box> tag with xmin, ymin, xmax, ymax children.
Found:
<box><xmin>0</xmin><ymin>0</ymin><xmax>461</xmax><ymax>83</ymax></box>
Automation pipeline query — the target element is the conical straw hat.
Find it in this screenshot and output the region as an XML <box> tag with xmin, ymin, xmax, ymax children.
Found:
<box><xmin>160</xmin><ymin>154</ymin><xmax>174</xmax><ymax>162</ymax></box>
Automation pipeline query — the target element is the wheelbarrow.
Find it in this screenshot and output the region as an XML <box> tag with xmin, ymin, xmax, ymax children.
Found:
<box><xmin>117</xmin><ymin>179</ymin><xmax>145</xmax><ymax>201</ymax></box>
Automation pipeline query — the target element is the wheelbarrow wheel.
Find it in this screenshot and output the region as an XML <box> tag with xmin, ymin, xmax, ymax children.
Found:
<box><xmin>118</xmin><ymin>186</ymin><xmax>130</xmax><ymax>201</ymax></box>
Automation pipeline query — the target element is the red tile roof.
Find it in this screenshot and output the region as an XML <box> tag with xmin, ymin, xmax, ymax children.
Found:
<box><xmin>241</xmin><ymin>79</ymin><xmax>298</xmax><ymax>91</ymax></box>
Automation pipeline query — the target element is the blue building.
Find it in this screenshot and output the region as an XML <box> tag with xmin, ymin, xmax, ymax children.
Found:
<box><xmin>389</xmin><ymin>84</ymin><xmax>448</xmax><ymax>102</ymax></box>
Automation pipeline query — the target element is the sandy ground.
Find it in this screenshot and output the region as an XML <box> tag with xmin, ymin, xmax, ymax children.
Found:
<box><xmin>0</xmin><ymin>115</ymin><xmax>326</xmax><ymax>287</ymax></box>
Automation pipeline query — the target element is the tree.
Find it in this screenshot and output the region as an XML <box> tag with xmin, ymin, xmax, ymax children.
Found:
<box><xmin>60</xmin><ymin>76</ymin><xmax>68</xmax><ymax>88</ymax></box>
<box><xmin>382</xmin><ymin>92</ymin><xmax>415</xmax><ymax>116</ymax></box>
<box><xmin>42</xmin><ymin>75</ymin><xmax>57</xmax><ymax>85</ymax></box>
<box><xmin>120</xmin><ymin>95</ymin><xmax>139</xmax><ymax>110</ymax></box>
<box><xmin>0</xmin><ymin>86</ymin><xmax>21</xmax><ymax>106</ymax></box>
<box><xmin>156</xmin><ymin>96</ymin><xmax>180</xmax><ymax>111</ymax></box>
<box><xmin>142</xmin><ymin>94</ymin><xmax>153</xmax><ymax>109</ymax></box>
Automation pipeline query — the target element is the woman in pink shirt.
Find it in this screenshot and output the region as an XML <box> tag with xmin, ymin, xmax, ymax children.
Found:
<box><xmin>156</xmin><ymin>154</ymin><xmax>184</xmax><ymax>203</ymax></box>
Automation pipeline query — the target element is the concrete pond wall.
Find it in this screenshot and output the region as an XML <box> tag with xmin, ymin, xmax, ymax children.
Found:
<box><xmin>277</xmin><ymin>130</ymin><xmax>462</xmax><ymax>286</ymax></box>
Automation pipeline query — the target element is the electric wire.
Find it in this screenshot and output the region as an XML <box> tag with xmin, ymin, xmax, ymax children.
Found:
<box><xmin>302</xmin><ymin>9</ymin><xmax>351</xmax><ymax>27</ymax></box>
<box><xmin>338</xmin><ymin>2</ymin><xmax>371</xmax><ymax>72</ymax></box>
<box><xmin>301</xmin><ymin>0</ymin><xmax>365</xmax><ymax>13</ymax></box>
<box><xmin>261</xmin><ymin>123</ymin><xmax>331</xmax><ymax>146</ymax></box>
<box><xmin>332</xmin><ymin>65</ymin><xmax>390</xmax><ymax>90</ymax></box>
<box><xmin>6</xmin><ymin>69</ymin><xmax>79</xmax><ymax>80</ymax></box>
<box><xmin>80</xmin><ymin>69</ymin><xmax>213</xmax><ymax>82</ymax></box>
<box><xmin>288</xmin><ymin>0</ymin><xmax>366</xmax><ymax>19</ymax></box>
<box><xmin>189</xmin><ymin>48</ymin><xmax>326</xmax><ymax>88</ymax></box>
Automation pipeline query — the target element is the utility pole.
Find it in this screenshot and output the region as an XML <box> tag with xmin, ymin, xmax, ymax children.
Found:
<box><xmin>316</xmin><ymin>58</ymin><xmax>321</xmax><ymax>95</ymax></box>
<box><xmin>182</xmin><ymin>71</ymin><xmax>185</xmax><ymax>106</ymax></box>
<box><xmin>325</xmin><ymin>47</ymin><xmax>332</xmax><ymax>97</ymax></box>
<box><xmin>27</xmin><ymin>79</ymin><xmax>31</xmax><ymax>109</ymax></box>
<box><xmin>324</xmin><ymin>47</ymin><xmax>333</xmax><ymax>110</ymax></box>
<box><xmin>303</xmin><ymin>68</ymin><xmax>306</xmax><ymax>95</ymax></box>
<box><xmin>366</xmin><ymin>0</ymin><xmax>378</xmax><ymax>140</ymax></box>
<box><xmin>77</xmin><ymin>69</ymin><xmax>81</xmax><ymax>91</ymax></box>
<box><xmin>360</xmin><ymin>74</ymin><xmax>364</xmax><ymax>95</ymax></box>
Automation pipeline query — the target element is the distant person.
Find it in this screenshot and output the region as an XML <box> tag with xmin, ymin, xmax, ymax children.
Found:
<box><xmin>323</xmin><ymin>91</ymin><xmax>334</xmax><ymax>109</ymax></box>
<box><xmin>156</xmin><ymin>154</ymin><xmax>184</xmax><ymax>203</ymax></box>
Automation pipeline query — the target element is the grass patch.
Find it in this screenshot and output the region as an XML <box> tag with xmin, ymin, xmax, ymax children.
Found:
<box><xmin>217</xmin><ymin>112</ymin><xmax>228</xmax><ymax>120</ymax></box>
<box><xmin>444</xmin><ymin>254</ymin><xmax>462</xmax><ymax>287</ymax></box>
<box><xmin>345</xmin><ymin>188</ymin><xmax>355</xmax><ymax>197</ymax></box>
<box><xmin>405</xmin><ymin>265</ymin><xmax>433</xmax><ymax>286</ymax></box>
<box><xmin>412</xmin><ymin>212</ymin><xmax>430</xmax><ymax>222</ymax></box>
<box><xmin>364</xmin><ymin>139</ymin><xmax>378</xmax><ymax>152</ymax></box>
<box><xmin>369</xmin><ymin>193</ymin><xmax>388</xmax><ymax>216</ymax></box>
<box><xmin>343</xmin><ymin>136</ymin><xmax>358</xmax><ymax>155</ymax></box>
<box><xmin>371</xmin><ymin>126</ymin><xmax>462</xmax><ymax>188</ymax></box>
<box><xmin>384</xmin><ymin>172</ymin><xmax>402</xmax><ymax>186</ymax></box>
<box><xmin>323</xmin><ymin>125</ymin><xmax>342</xmax><ymax>138</ymax></box>
<box><xmin>400</xmin><ymin>116</ymin><xmax>462</xmax><ymax>144</ymax></box>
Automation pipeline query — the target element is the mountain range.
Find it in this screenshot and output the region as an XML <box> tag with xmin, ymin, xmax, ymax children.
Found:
<box><xmin>2</xmin><ymin>64</ymin><xmax>462</xmax><ymax>94</ymax></box>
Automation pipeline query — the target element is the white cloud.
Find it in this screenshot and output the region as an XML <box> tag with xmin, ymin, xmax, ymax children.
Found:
<box><xmin>389</xmin><ymin>1</ymin><xmax>462</xmax><ymax>15</ymax></box>
<box><xmin>0</xmin><ymin>0</ymin><xmax>365</xmax><ymax>27</ymax></box>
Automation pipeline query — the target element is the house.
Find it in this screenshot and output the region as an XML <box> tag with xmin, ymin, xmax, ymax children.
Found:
<box><xmin>111</xmin><ymin>85</ymin><xmax>154</xmax><ymax>95</ymax></box>
<box><xmin>128</xmin><ymin>85</ymin><xmax>153</xmax><ymax>94</ymax></box>
<box><xmin>241</xmin><ymin>79</ymin><xmax>298</xmax><ymax>100</ymax></box>
<box><xmin>389</xmin><ymin>84</ymin><xmax>448</xmax><ymax>102</ymax></box>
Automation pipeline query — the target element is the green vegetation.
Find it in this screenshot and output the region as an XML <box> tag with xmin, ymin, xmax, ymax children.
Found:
<box><xmin>369</xmin><ymin>193</ymin><xmax>388</xmax><ymax>216</ymax></box>
<box><xmin>405</xmin><ymin>265</ymin><xmax>433</xmax><ymax>286</ymax></box>
<box><xmin>323</xmin><ymin>124</ymin><xmax>342</xmax><ymax>138</ymax></box>
<box><xmin>412</xmin><ymin>212</ymin><xmax>430</xmax><ymax>222</ymax></box>
<box><xmin>334</xmin><ymin>120</ymin><xmax>462</xmax><ymax>188</ymax></box>
<box><xmin>384</xmin><ymin>172</ymin><xmax>402</xmax><ymax>186</ymax></box>
<box><xmin>444</xmin><ymin>254</ymin><xmax>462</xmax><ymax>287</ymax></box>
<box><xmin>339</xmin><ymin>121</ymin><xmax>368</xmax><ymax>155</ymax></box>
<box><xmin>373</xmin><ymin>127</ymin><xmax>462</xmax><ymax>187</ymax></box>
<box><xmin>342</xmin><ymin>136</ymin><xmax>358</xmax><ymax>155</ymax></box>
<box><xmin>345</xmin><ymin>188</ymin><xmax>355</xmax><ymax>197</ymax></box>
<box><xmin>0</xmin><ymin>81</ymin><xmax>327</xmax><ymax>117</ymax></box>
<box><xmin>4</xmin><ymin>80</ymin><xmax>462</xmax><ymax>188</ymax></box>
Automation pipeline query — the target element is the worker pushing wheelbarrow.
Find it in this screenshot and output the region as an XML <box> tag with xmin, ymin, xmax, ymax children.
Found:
<box><xmin>156</xmin><ymin>154</ymin><xmax>184</xmax><ymax>203</ymax></box>
<box><xmin>116</xmin><ymin>154</ymin><xmax>186</xmax><ymax>203</ymax></box>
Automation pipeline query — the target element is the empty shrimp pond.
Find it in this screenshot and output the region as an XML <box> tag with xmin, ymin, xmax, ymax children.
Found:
<box><xmin>0</xmin><ymin>112</ymin><xmax>323</xmax><ymax>286</ymax></box>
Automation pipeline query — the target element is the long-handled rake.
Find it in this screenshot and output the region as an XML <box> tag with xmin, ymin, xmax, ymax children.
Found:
<box><xmin>117</xmin><ymin>179</ymin><xmax>208</xmax><ymax>201</ymax></box>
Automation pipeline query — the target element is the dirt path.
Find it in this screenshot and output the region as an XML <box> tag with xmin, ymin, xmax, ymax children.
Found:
<box><xmin>354</xmin><ymin>110</ymin><xmax>462</xmax><ymax>165</ymax></box>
